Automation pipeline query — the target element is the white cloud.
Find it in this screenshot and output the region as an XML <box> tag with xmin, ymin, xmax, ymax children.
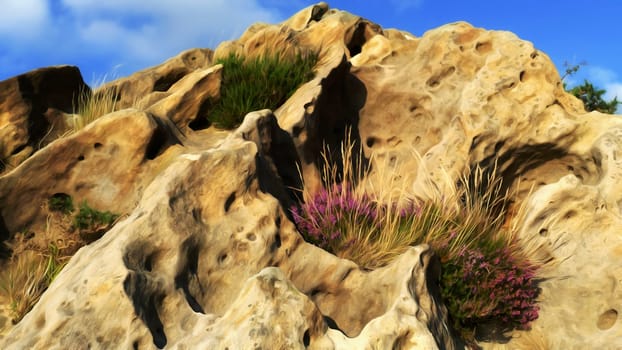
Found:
<box><xmin>0</xmin><ymin>0</ymin><xmax>50</xmax><ymax>39</ymax></box>
<box><xmin>0</xmin><ymin>0</ymin><xmax>285</xmax><ymax>80</ymax></box>
<box><xmin>605</xmin><ymin>83</ymin><xmax>622</xmax><ymax>99</ymax></box>
<box><xmin>586</xmin><ymin>66</ymin><xmax>618</xmax><ymax>86</ymax></box>
<box><xmin>62</xmin><ymin>0</ymin><xmax>280</xmax><ymax>69</ymax></box>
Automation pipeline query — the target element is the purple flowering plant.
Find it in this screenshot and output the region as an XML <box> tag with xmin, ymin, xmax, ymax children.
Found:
<box><xmin>291</xmin><ymin>167</ymin><xmax>541</xmax><ymax>346</ymax></box>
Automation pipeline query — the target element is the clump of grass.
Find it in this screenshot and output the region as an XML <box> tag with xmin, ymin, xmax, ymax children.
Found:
<box><xmin>47</xmin><ymin>194</ymin><xmax>119</xmax><ymax>243</ymax></box>
<box><xmin>0</xmin><ymin>243</ymin><xmax>67</xmax><ymax>324</ymax></box>
<box><xmin>0</xmin><ymin>195</ymin><xmax>120</xmax><ymax>325</ymax></box>
<box><xmin>73</xmin><ymin>201</ymin><xmax>119</xmax><ymax>242</ymax></box>
<box><xmin>67</xmin><ymin>83</ymin><xmax>118</xmax><ymax>134</ymax></box>
<box><xmin>208</xmin><ymin>50</ymin><xmax>318</xmax><ymax>129</ymax></box>
<box><xmin>290</xmin><ymin>138</ymin><xmax>541</xmax><ymax>348</ymax></box>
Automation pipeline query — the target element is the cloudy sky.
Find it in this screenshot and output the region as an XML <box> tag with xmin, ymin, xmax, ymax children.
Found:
<box><xmin>1</xmin><ymin>0</ymin><xmax>621</xmax><ymax>104</ymax></box>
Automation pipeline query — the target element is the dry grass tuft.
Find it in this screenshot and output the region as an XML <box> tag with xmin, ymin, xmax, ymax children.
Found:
<box><xmin>0</xmin><ymin>242</ymin><xmax>67</xmax><ymax>324</ymax></box>
<box><xmin>66</xmin><ymin>84</ymin><xmax>118</xmax><ymax>134</ymax></box>
<box><xmin>291</xmin><ymin>133</ymin><xmax>543</xmax><ymax>348</ymax></box>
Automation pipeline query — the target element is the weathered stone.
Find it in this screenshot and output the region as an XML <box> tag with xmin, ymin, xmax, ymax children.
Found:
<box><xmin>0</xmin><ymin>65</ymin><xmax>89</xmax><ymax>172</ymax></box>
<box><xmin>96</xmin><ymin>48</ymin><xmax>214</xmax><ymax>111</ymax></box>
<box><xmin>0</xmin><ymin>109</ymin><xmax>183</xmax><ymax>238</ymax></box>
<box><xmin>0</xmin><ymin>2</ymin><xmax>621</xmax><ymax>349</ymax></box>
<box><xmin>146</xmin><ymin>64</ymin><xmax>222</xmax><ymax>129</ymax></box>
<box><xmin>0</xmin><ymin>111</ymin><xmax>455</xmax><ymax>349</ymax></box>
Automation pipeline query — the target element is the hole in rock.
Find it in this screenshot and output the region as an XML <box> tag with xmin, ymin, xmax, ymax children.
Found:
<box><xmin>519</xmin><ymin>71</ymin><xmax>526</xmax><ymax>82</ymax></box>
<box><xmin>10</xmin><ymin>144</ymin><xmax>27</xmax><ymax>156</ymax></box>
<box><xmin>218</xmin><ymin>253</ymin><xmax>228</xmax><ymax>265</ymax></box>
<box><xmin>426</xmin><ymin>66</ymin><xmax>456</xmax><ymax>88</ymax></box>
<box><xmin>144</xmin><ymin>254</ymin><xmax>153</xmax><ymax>272</ymax></box>
<box><xmin>323</xmin><ymin>315</ymin><xmax>343</xmax><ymax>332</ymax></box>
<box><xmin>93</xmin><ymin>142</ymin><xmax>103</xmax><ymax>149</ymax></box>
<box><xmin>303</xmin><ymin>329</ymin><xmax>310</xmax><ymax>347</ymax></box>
<box><xmin>144</xmin><ymin>121</ymin><xmax>169</xmax><ymax>161</ymax></box>
<box><xmin>188</xmin><ymin>100</ymin><xmax>212</xmax><ymax>131</ymax></box>
<box><xmin>77</xmin><ymin>155</ymin><xmax>85</xmax><ymax>161</ymax></box>
<box><xmin>246</xmin><ymin>233</ymin><xmax>256</xmax><ymax>241</ymax></box>
<box><xmin>563</xmin><ymin>210</ymin><xmax>577</xmax><ymax>219</ymax></box>
<box><xmin>224</xmin><ymin>192</ymin><xmax>236</xmax><ymax>213</ymax></box>
<box><xmin>366</xmin><ymin>137</ymin><xmax>376</xmax><ymax>148</ymax></box>
<box><xmin>539</xmin><ymin>228</ymin><xmax>548</xmax><ymax>236</ymax></box>
<box><xmin>271</xmin><ymin>233</ymin><xmax>282</xmax><ymax>251</ymax></box>
<box><xmin>597</xmin><ymin>309</ymin><xmax>618</xmax><ymax>330</ymax></box>
<box><xmin>346</xmin><ymin>22</ymin><xmax>368</xmax><ymax>57</ymax></box>
<box><xmin>175</xmin><ymin>237</ymin><xmax>205</xmax><ymax>314</ymax></box>
<box><xmin>475</xmin><ymin>41</ymin><xmax>492</xmax><ymax>54</ymax></box>
<box><xmin>122</xmin><ymin>272</ymin><xmax>167</xmax><ymax>348</ymax></box>
<box><xmin>153</xmin><ymin>70</ymin><xmax>186</xmax><ymax>92</ymax></box>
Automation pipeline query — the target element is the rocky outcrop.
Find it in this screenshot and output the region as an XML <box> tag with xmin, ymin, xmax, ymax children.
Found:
<box><xmin>0</xmin><ymin>110</ymin><xmax>456</xmax><ymax>349</ymax></box>
<box><xmin>0</xmin><ymin>66</ymin><xmax>89</xmax><ymax>172</ymax></box>
<box><xmin>95</xmin><ymin>48</ymin><xmax>214</xmax><ymax>112</ymax></box>
<box><xmin>0</xmin><ymin>2</ymin><xmax>621</xmax><ymax>349</ymax></box>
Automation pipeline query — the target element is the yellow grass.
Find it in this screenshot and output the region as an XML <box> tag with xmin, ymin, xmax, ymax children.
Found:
<box><xmin>296</xmin><ymin>132</ymin><xmax>539</xmax><ymax>270</ymax></box>
<box><xmin>0</xmin><ymin>243</ymin><xmax>67</xmax><ymax>324</ymax></box>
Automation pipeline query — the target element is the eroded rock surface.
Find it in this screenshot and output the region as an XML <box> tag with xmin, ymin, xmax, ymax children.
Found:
<box><xmin>0</xmin><ymin>66</ymin><xmax>89</xmax><ymax>172</ymax></box>
<box><xmin>0</xmin><ymin>110</ymin><xmax>456</xmax><ymax>349</ymax></box>
<box><xmin>0</xmin><ymin>2</ymin><xmax>621</xmax><ymax>349</ymax></box>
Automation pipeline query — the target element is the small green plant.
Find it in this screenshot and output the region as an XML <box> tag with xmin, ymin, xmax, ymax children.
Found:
<box><xmin>208</xmin><ymin>51</ymin><xmax>318</xmax><ymax>129</ymax></box>
<box><xmin>73</xmin><ymin>201</ymin><xmax>119</xmax><ymax>242</ymax></box>
<box><xmin>48</xmin><ymin>193</ymin><xmax>74</xmax><ymax>215</ymax></box>
<box><xmin>290</xmin><ymin>139</ymin><xmax>540</xmax><ymax>348</ymax></box>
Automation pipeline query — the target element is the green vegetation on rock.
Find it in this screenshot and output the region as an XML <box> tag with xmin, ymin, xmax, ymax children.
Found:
<box><xmin>208</xmin><ymin>51</ymin><xmax>318</xmax><ymax>129</ymax></box>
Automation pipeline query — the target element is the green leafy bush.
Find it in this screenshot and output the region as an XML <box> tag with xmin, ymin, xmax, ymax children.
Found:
<box><xmin>290</xmin><ymin>140</ymin><xmax>540</xmax><ymax>348</ymax></box>
<box><xmin>208</xmin><ymin>51</ymin><xmax>318</xmax><ymax>129</ymax></box>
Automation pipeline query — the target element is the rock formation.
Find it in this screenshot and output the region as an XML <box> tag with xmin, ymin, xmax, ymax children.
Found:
<box><xmin>0</xmin><ymin>2</ymin><xmax>621</xmax><ymax>349</ymax></box>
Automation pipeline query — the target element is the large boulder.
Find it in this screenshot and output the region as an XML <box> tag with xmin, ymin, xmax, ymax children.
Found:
<box><xmin>0</xmin><ymin>66</ymin><xmax>89</xmax><ymax>172</ymax></box>
<box><xmin>0</xmin><ymin>110</ymin><xmax>457</xmax><ymax>349</ymax></box>
<box><xmin>0</xmin><ymin>2</ymin><xmax>621</xmax><ymax>349</ymax></box>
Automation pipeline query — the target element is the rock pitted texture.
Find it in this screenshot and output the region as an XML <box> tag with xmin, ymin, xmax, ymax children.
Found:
<box><xmin>1</xmin><ymin>2</ymin><xmax>621</xmax><ymax>349</ymax></box>
<box><xmin>1</xmin><ymin>110</ymin><xmax>454</xmax><ymax>349</ymax></box>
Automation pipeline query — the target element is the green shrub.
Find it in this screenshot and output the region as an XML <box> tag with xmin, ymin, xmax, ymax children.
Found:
<box><xmin>208</xmin><ymin>51</ymin><xmax>318</xmax><ymax>129</ymax></box>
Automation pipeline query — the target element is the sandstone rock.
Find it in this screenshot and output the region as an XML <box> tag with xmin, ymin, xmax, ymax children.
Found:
<box><xmin>0</xmin><ymin>65</ymin><xmax>89</xmax><ymax>172</ymax></box>
<box><xmin>0</xmin><ymin>110</ymin><xmax>456</xmax><ymax>349</ymax></box>
<box><xmin>146</xmin><ymin>64</ymin><xmax>222</xmax><ymax>129</ymax></box>
<box><xmin>0</xmin><ymin>109</ymin><xmax>183</xmax><ymax>241</ymax></box>
<box><xmin>96</xmin><ymin>48</ymin><xmax>214</xmax><ymax>112</ymax></box>
<box><xmin>1</xmin><ymin>2</ymin><xmax>621</xmax><ymax>349</ymax></box>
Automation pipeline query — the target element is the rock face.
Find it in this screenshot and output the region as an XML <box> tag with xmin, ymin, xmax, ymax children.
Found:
<box><xmin>0</xmin><ymin>66</ymin><xmax>89</xmax><ymax>172</ymax></box>
<box><xmin>1</xmin><ymin>2</ymin><xmax>621</xmax><ymax>349</ymax></box>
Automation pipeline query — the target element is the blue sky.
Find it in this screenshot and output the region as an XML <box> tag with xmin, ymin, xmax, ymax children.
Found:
<box><xmin>1</xmin><ymin>0</ymin><xmax>621</xmax><ymax>103</ymax></box>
